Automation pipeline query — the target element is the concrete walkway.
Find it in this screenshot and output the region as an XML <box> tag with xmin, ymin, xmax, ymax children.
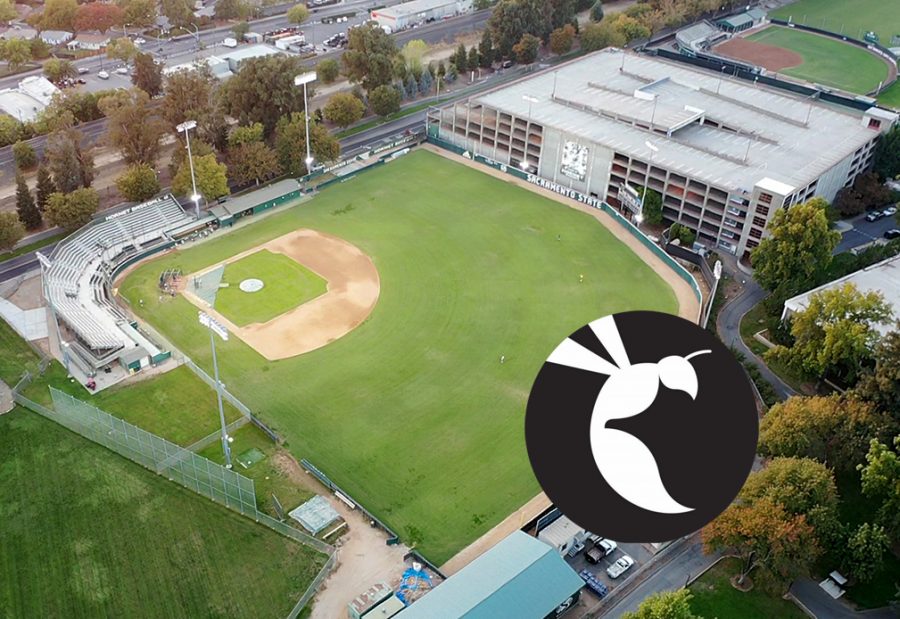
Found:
<box><xmin>0</xmin><ymin>379</ymin><xmax>13</xmax><ymax>414</ymax></box>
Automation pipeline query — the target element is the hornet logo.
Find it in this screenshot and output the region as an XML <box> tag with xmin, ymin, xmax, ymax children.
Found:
<box><xmin>525</xmin><ymin>311</ymin><xmax>758</xmax><ymax>542</ymax></box>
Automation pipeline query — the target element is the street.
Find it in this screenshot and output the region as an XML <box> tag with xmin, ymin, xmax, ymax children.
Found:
<box><xmin>834</xmin><ymin>211</ymin><xmax>899</xmax><ymax>253</ymax></box>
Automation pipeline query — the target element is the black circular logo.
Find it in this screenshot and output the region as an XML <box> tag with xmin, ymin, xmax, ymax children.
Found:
<box><xmin>525</xmin><ymin>311</ymin><xmax>758</xmax><ymax>542</ymax></box>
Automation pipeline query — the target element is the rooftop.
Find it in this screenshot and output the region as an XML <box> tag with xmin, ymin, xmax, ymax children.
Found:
<box><xmin>396</xmin><ymin>531</ymin><xmax>583</xmax><ymax>618</ymax></box>
<box><xmin>375</xmin><ymin>0</ymin><xmax>460</xmax><ymax>18</ymax></box>
<box><xmin>471</xmin><ymin>49</ymin><xmax>886</xmax><ymax>195</ymax></box>
<box><xmin>220</xmin><ymin>43</ymin><xmax>283</xmax><ymax>63</ymax></box>
<box><xmin>213</xmin><ymin>179</ymin><xmax>301</xmax><ymax>218</ymax></box>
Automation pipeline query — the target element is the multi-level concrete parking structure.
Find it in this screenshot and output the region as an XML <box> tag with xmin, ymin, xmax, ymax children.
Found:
<box><xmin>427</xmin><ymin>49</ymin><xmax>898</xmax><ymax>258</ymax></box>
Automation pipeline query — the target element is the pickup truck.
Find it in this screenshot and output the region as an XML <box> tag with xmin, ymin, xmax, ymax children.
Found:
<box><xmin>585</xmin><ymin>538</ymin><xmax>617</xmax><ymax>564</ymax></box>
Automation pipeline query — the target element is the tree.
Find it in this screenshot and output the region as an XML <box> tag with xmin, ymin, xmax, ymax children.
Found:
<box><xmin>227</xmin><ymin>122</ymin><xmax>263</xmax><ymax>148</ymax></box>
<box><xmin>221</xmin><ymin>55</ymin><xmax>307</xmax><ymax>136</ymax></box>
<box><xmin>172</xmin><ymin>153</ymin><xmax>228</xmax><ymax>204</ymax></box>
<box><xmin>621</xmin><ymin>589</ymin><xmax>701</xmax><ymax>619</ymax></box>
<box><xmin>467</xmin><ymin>46</ymin><xmax>480</xmax><ymax>72</ymax></box>
<box><xmin>0</xmin><ymin>115</ymin><xmax>23</xmax><ymax>147</ymax></box>
<box><xmin>16</xmin><ymin>173</ymin><xmax>41</xmax><ymax>230</ymax></box>
<box><xmin>342</xmin><ymin>22</ymin><xmax>399</xmax><ymax>92</ymax></box>
<box><xmin>214</xmin><ymin>0</ymin><xmax>247</xmax><ymax>20</ymax></box>
<box><xmin>549</xmin><ymin>24</ymin><xmax>576</xmax><ymax>55</ymax></box>
<box><xmin>162</xmin><ymin>66</ymin><xmax>215</xmax><ymax>129</ymax></box>
<box><xmin>513</xmin><ymin>33</ymin><xmax>541</xmax><ymax>64</ymax></box>
<box><xmin>844</xmin><ymin>523</ymin><xmax>890</xmax><ymax>583</ymax></box>
<box><xmin>369</xmin><ymin>84</ymin><xmax>401</xmax><ymax>117</ymax></box>
<box><xmin>641</xmin><ymin>188</ymin><xmax>663</xmax><ymax>225</ymax></box>
<box><xmin>45</xmin><ymin>126</ymin><xmax>94</xmax><ymax>193</ymax></box>
<box><xmin>35</xmin><ymin>165</ymin><xmax>54</xmax><ymax>212</ymax></box>
<box><xmin>317</xmin><ymin>58</ymin><xmax>340</xmax><ymax>84</ymax></box>
<box><xmin>669</xmin><ymin>222</ymin><xmax>696</xmax><ymax>246</ymax></box>
<box><xmin>286</xmin><ymin>3</ymin><xmax>309</xmax><ymax>24</ymax></box>
<box><xmin>834</xmin><ymin>172</ymin><xmax>894</xmax><ymax>216</ymax></box>
<box><xmin>0</xmin><ymin>39</ymin><xmax>32</xmax><ymax>71</ymax></box>
<box><xmin>43</xmin><ymin>58</ymin><xmax>77</xmax><ymax>84</ymax></box>
<box><xmin>116</xmin><ymin>163</ymin><xmax>159</xmax><ymax>202</ymax></box>
<box><xmin>581</xmin><ymin>19</ymin><xmax>627</xmax><ymax>51</ymax></box>
<box><xmin>702</xmin><ymin>497</ymin><xmax>819</xmax><ymax>588</ymax></box>
<box><xmin>590</xmin><ymin>0</ymin><xmax>604</xmax><ymax>22</ymax></box>
<box><xmin>129</xmin><ymin>53</ymin><xmax>163</xmax><ymax>98</ymax></box>
<box><xmin>611</xmin><ymin>14</ymin><xmax>651</xmax><ymax>41</ymax></box>
<box><xmin>228</xmin><ymin>141</ymin><xmax>280</xmax><ymax>186</ymax></box>
<box><xmin>750</xmin><ymin>198</ymin><xmax>840</xmax><ymax>303</ymax></box>
<box><xmin>74</xmin><ymin>2</ymin><xmax>124</xmax><ymax>33</ymax></box>
<box><xmin>40</xmin><ymin>0</ymin><xmax>78</xmax><ymax>31</ymax></box>
<box><xmin>759</xmin><ymin>395</ymin><xmax>893</xmax><ymax>472</ymax></box>
<box><xmin>105</xmin><ymin>89</ymin><xmax>167</xmax><ymax>166</ymax></box>
<box><xmin>478</xmin><ymin>29</ymin><xmax>495</xmax><ymax>68</ymax></box>
<box><xmin>404</xmin><ymin>73</ymin><xmax>418</xmax><ymax>99</ymax></box>
<box><xmin>419</xmin><ymin>69</ymin><xmax>433</xmax><ymax>96</ymax></box>
<box><xmin>0</xmin><ymin>0</ymin><xmax>17</xmax><ymax>23</ymax></box>
<box><xmin>858</xmin><ymin>436</ymin><xmax>900</xmax><ymax>535</ymax></box>
<box><xmin>274</xmin><ymin>112</ymin><xmax>340</xmax><ymax>176</ymax></box>
<box><xmin>874</xmin><ymin>125</ymin><xmax>900</xmax><ymax>180</ymax></box>
<box><xmin>324</xmin><ymin>92</ymin><xmax>365</xmax><ymax>128</ymax></box>
<box><xmin>452</xmin><ymin>42</ymin><xmax>467</xmax><ymax>71</ymax></box>
<box><xmin>0</xmin><ymin>212</ymin><xmax>25</xmax><ymax>252</ymax></box>
<box><xmin>161</xmin><ymin>0</ymin><xmax>194</xmax><ymax>27</ymax></box>
<box><xmin>231</xmin><ymin>21</ymin><xmax>249</xmax><ymax>40</ymax></box>
<box><xmin>107</xmin><ymin>37</ymin><xmax>138</xmax><ymax>63</ymax></box>
<box><xmin>768</xmin><ymin>283</ymin><xmax>892</xmax><ymax>384</ymax></box>
<box><xmin>44</xmin><ymin>188</ymin><xmax>99</xmax><ymax>232</ymax></box>
<box><xmin>12</xmin><ymin>140</ymin><xmax>36</xmax><ymax>170</ymax></box>
<box><xmin>120</xmin><ymin>0</ymin><xmax>157</xmax><ymax>28</ymax></box>
<box><xmin>854</xmin><ymin>330</ymin><xmax>900</xmax><ymax>420</ymax></box>
<box><xmin>401</xmin><ymin>39</ymin><xmax>428</xmax><ymax>74</ymax></box>
<box><xmin>488</xmin><ymin>0</ymin><xmax>551</xmax><ymax>59</ymax></box>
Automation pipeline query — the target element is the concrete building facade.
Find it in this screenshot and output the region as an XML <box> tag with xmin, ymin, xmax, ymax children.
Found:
<box><xmin>427</xmin><ymin>49</ymin><xmax>898</xmax><ymax>258</ymax></box>
<box><xmin>371</xmin><ymin>0</ymin><xmax>472</xmax><ymax>31</ymax></box>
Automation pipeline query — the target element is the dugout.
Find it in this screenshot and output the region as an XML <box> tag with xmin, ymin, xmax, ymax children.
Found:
<box><xmin>209</xmin><ymin>179</ymin><xmax>303</xmax><ymax>226</ymax></box>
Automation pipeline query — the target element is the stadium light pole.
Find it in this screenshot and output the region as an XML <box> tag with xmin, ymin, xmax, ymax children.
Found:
<box><xmin>176</xmin><ymin>120</ymin><xmax>201</xmax><ymax>219</ymax></box>
<box><xmin>199</xmin><ymin>311</ymin><xmax>233</xmax><ymax>469</ymax></box>
<box><xmin>294</xmin><ymin>72</ymin><xmax>317</xmax><ymax>174</ymax></box>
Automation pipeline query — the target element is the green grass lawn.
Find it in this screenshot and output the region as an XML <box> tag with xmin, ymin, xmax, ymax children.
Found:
<box><xmin>118</xmin><ymin>149</ymin><xmax>679</xmax><ymax>563</ymax></box>
<box><xmin>689</xmin><ymin>558</ymin><xmax>807</xmax><ymax>618</ymax></box>
<box><xmin>216</xmin><ymin>249</ymin><xmax>328</xmax><ymax>326</ymax></box>
<box><xmin>769</xmin><ymin>0</ymin><xmax>900</xmax><ymax>47</ymax></box>
<box><xmin>747</xmin><ymin>26</ymin><xmax>889</xmax><ymax>94</ymax></box>
<box><xmin>878</xmin><ymin>80</ymin><xmax>900</xmax><ymax>110</ymax></box>
<box><xmin>0</xmin><ymin>232</ymin><xmax>66</xmax><ymax>265</ymax></box>
<box><xmin>0</xmin><ymin>317</ymin><xmax>40</xmax><ymax>386</ymax></box>
<box><xmin>0</xmin><ymin>407</ymin><xmax>326</xmax><ymax>619</ymax></box>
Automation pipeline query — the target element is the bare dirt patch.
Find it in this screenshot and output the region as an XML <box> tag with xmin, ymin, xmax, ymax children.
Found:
<box><xmin>714</xmin><ymin>37</ymin><xmax>803</xmax><ymax>71</ymax></box>
<box><xmin>182</xmin><ymin>229</ymin><xmax>380</xmax><ymax>361</ymax></box>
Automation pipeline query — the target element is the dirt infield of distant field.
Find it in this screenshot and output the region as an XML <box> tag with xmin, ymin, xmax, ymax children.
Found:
<box><xmin>714</xmin><ymin>36</ymin><xmax>803</xmax><ymax>71</ymax></box>
<box><xmin>182</xmin><ymin>229</ymin><xmax>380</xmax><ymax>360</ymax></box>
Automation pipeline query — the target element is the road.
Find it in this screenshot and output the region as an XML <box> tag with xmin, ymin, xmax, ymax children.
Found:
<box><xmin>834</xmin><ymin>211</ymin><xmax>899</xmax><ymax>253</ymax></box>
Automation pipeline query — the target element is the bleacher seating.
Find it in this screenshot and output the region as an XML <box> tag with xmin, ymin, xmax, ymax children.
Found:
<box><xmin>43</xmin><ymin>195</ymin><xmax>193</xmax><ymax>357</ymax></box>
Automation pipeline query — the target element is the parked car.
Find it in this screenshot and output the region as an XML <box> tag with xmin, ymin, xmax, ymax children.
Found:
<box><xmin>585</xmin><ymin>539</ymin><xmax>616</xmax><ymax>564</ymax></box>
<box><xmin>134</xmin><ymin>37</ymin><xmax>146</xmax><ymax>45</ymax></box>
<box><xmin>97</xmin><ymin>70</ymin><xmax>110</xmax><ymax>79</ymax></box>
<box><xmin>77</xmin><ymin>66</ymin><xmax>89</xmax><ymax>75</ymax></box>
<box><xmin>115</xmin><ymin>66</ymin><xmax>129</xmax><ymax>75</ymax></box>
<box><xmin>882</xmin><ymin>206</ymin><xmax>897</xmax><ymax>217</ymax></box>
<box><xmin>606</xmin><ymin>555</ymin><xmax>635</xmax><ymax>579</ymax></box>
<box><xmin>865</xmin><ymin>211</ymin><xmax>883</xmax><ymax>222</ymax></box>
<box><xmin>885</xmin><ymin>229</ymin><xmax>900</xmax><ymax>240</ymax></box>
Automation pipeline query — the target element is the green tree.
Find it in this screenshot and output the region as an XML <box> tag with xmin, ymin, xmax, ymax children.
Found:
<box><xmin>467</xmin><ymin>46</ymin><xmax>480</xmax><ymax>72</ymax></box>
<box><xmin>0</xmin><ymin>0</ymin><xmax>18</xmax><ymax>22</ymax></box>
<box><xmin>162</xmin><ymin>66</ymin><xmax>215</xmax><ymax>129</ymax></box>
<box><xmin>221</xmin><ymin>54</ymin><xmax>307</xmax><ymax>136</ymax></box>
<box><xmin>590</xmin><ymin>0</ymin><xmax>604</xmax><ymax>22</ymax></box>
<box><xmin>161</xmin><ymin>0</ymin><xmax>193</xmax><ymax>27</ymax></box>
<box><xmin>858</xmin><ymin>436</ymin><xmax>900</xmax><ymax>536</ymax></box>
<box><xmin>478</xmin><ymin>29</ymin><xmax>495</xmax><ymax>68</ymax></box>
<box><xmin>116</xmin><ymin>163</ymin><xmax>160</xmax><ymax>202</ymax></box>
<box><xmin>342</xmin><ymin>22</ymin><xmax>399</xmax><ymax>92</ymax></box>
<box><xmin>231</xmin><ymin>21</ymin><xmax>249</xmax><ymax>40</ymax></box>
<box><xmin>419</xmin><ymin>69</ymin><xmax>433</xmax><ymax>95</ymax></box>
<box><xmin>369</xmin><ymin>84</ymin><xmax>401</xmax><ymax>117</ymax></box>
<box><xmin>641</xmin><ymin>188</ymin><xmax>663</xmax><ymax>225</ymax></box>
<box><xmin>768</xmin><ymin>283</ymin><xmax>892</xmax><ymax>384</ymax></box>
<box><xmin>172</xmin><ymin>153</ymin><xmax>228</xmax><ymax>205</ymax></box>
<box><xmin>45</xmin><ymin>126</ymin><xmax>94</xmax><ymax>193</ymax></box>
<box><xmin>15</xmin><ymin>173</ymin><xmax>41</xmax><ymax>230</ymax></box>
<box><xmin>214</xmin><ymin>0</ymin><xmax>247</xmax><ymax>20</ymax></box>
<box><xmin>759</xmin><ymin>395</ymin><xmax>893</xmax><ymax>472</ymax></box>
<box><xmin>844</xmin><ymin>522</ymin><xmax>890</xmax><ymax>583</ymax></box>
<box><xmin>512</xmin><ymin>32</ymin><xmax>541</xmax><ymax>64</ymax></box>
<box><xmin>854</xmin><ymin>330</ymin><xmax>900</xmax><ymax>421</ymax></box>
<box><xmin>402</xmin><ymin>39</ymin><xmax>428</xmax><ymax>74</ymax></box>
<box><xmin>39</xmin><ymin>0</ymin><xmax>78</xmax><ymax>31</ymax></box>
<box><xmin>43</xmin><ymin>58</ymin><xmax>77</xmax><ymax>84</ymax></box>
<box><xmin>453</xmin><ymin>42</ymin><xmax>467</xmax><ymax>70</ymax></box>
<box><xmin>120</xmin><ymin>0</ymin><xmax>157</xmax><ymax>28</ymax></box>
<box><xmin>581</xmin><ymin>19</ymin><xmax>628</xmax><ymax>51</ymax></box>
<box><xmin>324</xmin><ymin>92</ymin><xmax>365</xmax><ymax>128</ymax></box>
<box><xmin>621</xmin><ymin>589</ymin><xmax>702</xmax><ymax>619</ymax></box>
<box><xmin>488</xmin><ymin>0</ymin><xmax>551</xmax><ymax>59</ymax></box>
<box><xmin>44</xmin><ymin>188</ymin><xmax>99</xmax><ymax>232</ymax></box>
<box><xmin>12</xmin><ymin>140</ymin><xmax>36</xmax><ymax>170</ymax></box>
<box><xmin>874</xmin><ymin>125</ymin><xmax>900</xmax><ymax>180</ymax></box>
<box><xmin>669</xmin><ymin>222</ymin><xmax>696</xmax><ymax>246</ymax></box>
<box><xmin>35</xmin><ymin>164</ymin><xmax>55</xmax><ymax>212</ymax></box>
<box><xmin>0</xmin><ymin>212</ymin><xmax>25</xmax><ymax>252</ymax></box>
<box><xmin>0</xmin><ymin>38</ymin><xmax>32</xmax><ymax>71</ymax></box>
<box><xmin>227</xmin><ymin>122</ymin><xmax>263</xmax><ymax>148</ymax></box>
<box><xmin>613</xmin><ymin>14</ymin><xmax>651</xmax><ymax>41</ymax></box>
<box><xmin>274</xmin><ymin>112</ymin><xmax>339</xmax><ymax>176</ymax></box>
<box><xmin>751</xmin><ymin>198</ymin><xmax>840</xmax><ymax>304</ymax></box>
<box><xmin>228</xmin><ymin>141</ymin><xmax>280</xmax><ymax>186</ymax></box>
<box><xmin>104</xmin><ymin>89</ymin><xmax>167</xmax><ymax>166</ymax></box>
<box><xmin>132</xmin><ymin>52</ymin><xmax>163</xmax><ymax>97</ymax></box>
<box><xmin>0</xmin><ymin>115</ymin><xmax>23</xmax><ymax>147</ymax></box>
<box><xmin>549</xmin><ymin>24</ymin><xmax>576</xmax><ymax>55</ymax></box>
<box><xmin>286</xmin><ymin>3</ymin><xmax>308</xmax><ymax>24</ymax></box>
<box><xmin>834</xmin><ymin>172</ymin><xmax>894</xmax><ymax>217</ymax></box>
<box><xmin>316</xmin><ymin>58</ymin><xmax>340</xmax><ymax>84</ymax></box>
<box><xmin>107</xmin><ymin>36</ymin><xmax>138</xmax><ymax>63</ymax></box>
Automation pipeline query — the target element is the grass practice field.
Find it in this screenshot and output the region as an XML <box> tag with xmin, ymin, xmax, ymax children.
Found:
<box><xmin>769</xmin><ymin>0</ymin><xmax>900</xmax><ymax>46</ymax></box>
<box><xmin>0</xmin><ymin>407</ymin><xmax>326</xmax><ymax>618</ymax></box>
<box><xmin>746</xmin><ymin>26</ymin><xmax>889</xmax><ymax>94</ymax></box>
<box><xmin>119</xmin><ymin>150</ymin><xmax>679</xmax><ymax>563</ymax></box>
<box><xmin>689</xmin><ymin>558</ymin><xmax>806</xmax><ymax>618</ymax></box>
<box><xmin>216</xmin><ymin>249</ymin><xmax>328</xmax><ymax>326</ymax></box>
<box><xmin>878</xmin><ymin>80</ymin><xmax>900</xmax><ymax>109</ymax></box>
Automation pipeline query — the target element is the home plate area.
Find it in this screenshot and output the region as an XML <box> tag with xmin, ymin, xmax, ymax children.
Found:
<box><xmin>181</xmin><ymin>229</ymin><xmax>380</xmax><ymax>360</ymax></box>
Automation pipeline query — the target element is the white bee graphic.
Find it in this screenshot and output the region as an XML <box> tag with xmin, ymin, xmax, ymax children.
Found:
<box><xmin>547</xmin><ymin>315</ymin><xmax>710</xmax><ymax>514</ymax></box>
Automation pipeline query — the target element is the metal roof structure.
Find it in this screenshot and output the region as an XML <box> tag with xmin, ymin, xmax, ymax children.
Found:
<box><xmin>374</xmin><ymin>0</ymin><xmax>461</xmax><ymax>19</ymax></box>
<box><xmin>396</xmin><ymin>531</ymin><xmax>583</xmax><ymax>618</ymax></box>
<box><xmin>212</xmin><ymin>179</ymin><xmax>300</xmax><ymax>219</ymax></box>
<box><xmin>472</xmin><ymin>49</ymin><xmax>887</xmax><ymax>195</ymax></box>
<box><xmin>537</xmin><ymin>515</ymin><xmax>584</xmax><ymax>549</ymax></box>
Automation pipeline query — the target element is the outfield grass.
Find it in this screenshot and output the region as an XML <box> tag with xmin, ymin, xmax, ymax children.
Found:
<box><xmin>878</xmin><ymin>80</ymin><xmax>900</xmax><ymax>110</ymax></box>
<box><xmin>216</xmin><ymin>249</ymin><xmax>328</xmax><ymax>326</ymax></box>
<box><xmin>119</xmin><ymin>149</ymin><xmax>679</xmax><ymax>563</ymax></box>
<box><xmin>689</xmin><ymin>558</ymin><xmax>806</xmax><ymax>618</ymax></box>
<box><xmin>0</xmin><ymin>317</ymin><xmax>39</xmax><ymax>386</ymax></box>
<box><xmin>0</xmin><ymin>407</ymin><xmax>326</xmax><ymax>618</ymax></box>
<box><xmin>769</xmin><ymin>0</ymin><xmax>900</xmax><ymax>47</ymax></box>
<box><xmin>747</xmin><ymin>26</ymin><xmax>889</xmax><ymax>94</ymax></box>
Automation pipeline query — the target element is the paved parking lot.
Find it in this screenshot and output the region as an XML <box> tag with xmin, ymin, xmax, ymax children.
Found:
<box><xmin>564</xmin><ymin>540</ymin><xmax>656</xmax><ymax>601</ymax></box>
<box><xmin>835</xmin><ymin>211</ymin><xmax>899</xmax><ymax>253</ymax></box>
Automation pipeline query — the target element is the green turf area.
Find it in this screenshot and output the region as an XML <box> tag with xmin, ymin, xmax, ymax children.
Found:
<box><xmin>0</xmin><ymin>407</ymin><xmax>326</xmax><ymax>618</ymax></box>
<box><xmin>769</xmin><ymin>0</ymin><xmax>900</xmax><ymax>47</ymax></box>
<box><xmin>689</xmin><ymin>558</ymin><xmax>806</xmax><ymax>618</ymax></box>
<box><xmin>119</xmin><ymin>149</ymin><xmax>680</xmax><ymax>563</ymax></box>
<box><xmin>0</xmin><ymin>317</ymin><xmax>40</xmax><ymax>385</ymax></box>
<box><xmin>216</xmin><ymin>249</ymin><xmax>328</xmax><ymax>326</ymax></box>
<box><xmin>878</xmin><ymin>80</ymin><xmax>900</xmax><ymax>109</ymax></box>
<box><xmin>747</xmin><ymin>26</ymin><xmax>889</xmax><ymax>94</ymax></box>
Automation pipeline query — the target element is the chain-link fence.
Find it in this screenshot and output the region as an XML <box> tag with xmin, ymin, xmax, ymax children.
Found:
<box><xmin>287</xmin><ymin>552</ymin><xmax>338</xmax><ymax>619</ymax></box>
